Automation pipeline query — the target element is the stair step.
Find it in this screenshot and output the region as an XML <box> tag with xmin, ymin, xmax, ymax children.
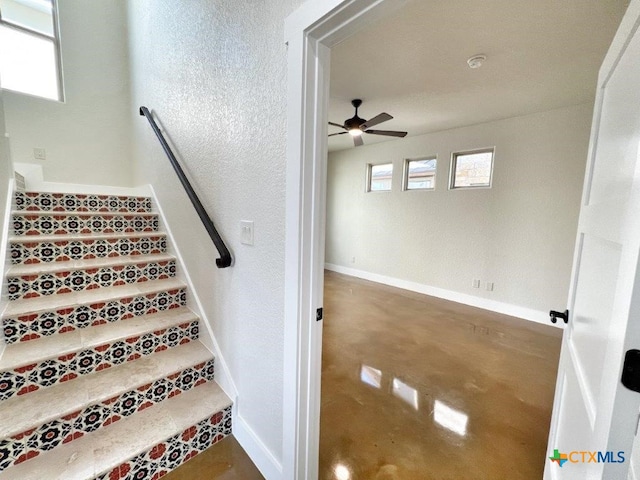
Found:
<box><xmin>0</xmin><ymin>308</ymin><xmax>199</xmax><ymax>401</ymax></box>
<box><xmin>9</xmin><ymin>233</ymin><xmax>168</xmax><ymax>265</ymax></box>
<box><xmin>15</xmin><ymin>192</ymin><xmax>152</xmax><ymax>214</ymax></box>
<box><xmin>3</xmin><ymin>278</ymin><xmax>186</xmax><ymax>317</ymax></box>
<box><xmin>2</xmin><ymin>280</ymin><xmax>187</xmax><ymax>345</ymax></box>
<box><xmin>0</xmin><ymin>343</ymin><xmax>215</xmax><ymax>471</ymax></box>
<box><xmin>7</xmin><ymin>253</ymin><xmax>175</xmax><ymax>277</ymax></box>
<box><xmin>6</xmin><ymin>254</ymin><xmax>177</xmax><ymax>301</ymax></box>
<box><xmin>11</xmin><ymin>212</ymin><xmax>159</xmax><ymax>237</ymax></box>
<box><xmin>0</xmin><ymin>382</ymin><xmax>232</xmax><ymax>480</ymax></box>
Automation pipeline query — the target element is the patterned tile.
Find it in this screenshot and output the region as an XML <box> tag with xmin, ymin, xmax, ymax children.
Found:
<box><xmin>2</xmin><ymin>289</ymin><xmax>187</xmax><ymax>344</ymax></box>
<box><xmin>8</xmin><ymin>236</ymin><xmax>166</xmax><ymax>265</ymax></box>
<box><xmin>0</xmin><ymin>361</ymin><xmax>215</xmax><ymax>473</ymax></box>
<box><xmin>94</xmin><ymin>406</ymin><xmax>231</xmax><ymax>480</ymax></box>
<box><xmin>7</xmin><ymin>260</ymin><xmax>176</xmax><ymax>300</ymax></box>
<box><xmin>0</xmin><ymin>321</ymin><xmax>199</xmax><ymax>401</ymax></box>
<box><xmin>14</xmin><ymin>192</ymin><xmax>152</xmax><ymax>213</ymax></box>
<box><xmin>12</xmin><ymin>213</ymin><xmax>159</xmax><ymax>236</ymax></box>
<box><xmin>1</xmin><ymin>190</ymin><xmax>229</xmax><ymax>479</ymax></box>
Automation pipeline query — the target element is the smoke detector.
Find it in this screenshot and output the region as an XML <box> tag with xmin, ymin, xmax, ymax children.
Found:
<box><xmin>467</xmin><ymin>54</ymin><xmax>487</xmax><ymax>69</ymax></box>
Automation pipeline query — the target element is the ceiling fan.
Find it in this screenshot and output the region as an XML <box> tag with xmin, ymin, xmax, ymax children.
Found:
<box><xmin>328</xmin><ymin>99</ymin><xmax>408</xmax><ymax>147</ymax></box>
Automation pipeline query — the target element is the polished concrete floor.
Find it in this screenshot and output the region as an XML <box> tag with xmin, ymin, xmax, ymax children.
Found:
<box><xmin>320</xmin><ymin>271</ymin><xmax>563</xmax><ymax>480</ymax></box>
<box><xmin>163</xmin><ymin>435</ymin><xmax>264</xmax><ymax>480</ymax></box>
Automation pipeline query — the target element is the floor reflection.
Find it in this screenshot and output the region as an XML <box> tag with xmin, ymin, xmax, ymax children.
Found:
<box><xmin>320</xmin><ymin>271</ymin><xmax>562</xmax><ymax>479</ymax></box>
<box><xmin>434</xmin><ymin>399</ymin><xmax>468</xmax><ymax>437</ymax></box>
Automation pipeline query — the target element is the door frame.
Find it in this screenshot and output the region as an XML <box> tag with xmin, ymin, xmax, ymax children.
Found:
<box><xmin>283</xmin><ymin>1</ymin><xmax>409</xmax><ymax>478</ymax></box>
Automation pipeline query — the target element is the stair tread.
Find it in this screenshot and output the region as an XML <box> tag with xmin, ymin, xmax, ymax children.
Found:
<box><xmin>0</xmin><ymin>341</ymin><xmax>213</xmax><ymax>438</ymax></box>
<box><xmin>9</xmin><ymin>231</ymin><xmax>166</xmax><ymax>243</ymax></box>
<box><xmin>12</xmin><ymin>210</ymin><xmax>156</xmax><ymax>217</ymax></box>
<box><xmin>7</xmin><ymin>253</ymin><xmax>175</xmax><ymax>277</ymax></box>
<box><xmin>3</xmin><ymin>278</ymin><xmax>186</xmax><ymax>317</ymax></box>
<box><xmin>0</xmin><ymin>307</ymin><xmax>198</xmax><ymax>371</ymax></box>
<box><xmin>0</xmin><ymin>382</ymin><xmax>231</xmax><ymax>480</ymax></box>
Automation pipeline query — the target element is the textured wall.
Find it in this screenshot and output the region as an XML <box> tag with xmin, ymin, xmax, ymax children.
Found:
<box><xmin>3</xmin><ymin>0</ymin><xmax>132</xmax><ymax>187</ymax></box>
<box><xmin>127</xmin><ymin>0</ymin><xmax>303</xmax><ymax>465</ymax></box>
<box><xmin>326</xmin><ymin>104</ymin><xmax>591</xmax><ymax>313</ymax></box>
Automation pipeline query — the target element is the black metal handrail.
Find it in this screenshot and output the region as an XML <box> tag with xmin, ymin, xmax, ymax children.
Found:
<box><xmin>139</xmin><ymin>106</ymin><xmax>232</xmax><ymax>268</ymax></box>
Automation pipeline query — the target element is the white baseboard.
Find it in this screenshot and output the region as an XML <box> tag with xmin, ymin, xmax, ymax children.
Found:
<box><xmin>147</xmin><ymin>185</ymin><xmax>239</xmax><ymax>402</ymax></box>
<box><xmin>234</xmin><ymin>413</ymin><xmax>283</xmax><ymax>480</ymax></box>
<box><xmin>325</xmin><ymin>263</ymin><xmax>561</xmax><ymax>328</ymax></box>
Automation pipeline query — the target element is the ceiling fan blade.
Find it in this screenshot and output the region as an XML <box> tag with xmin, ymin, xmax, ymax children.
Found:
<box><xmin>365</xmin><ymin>129</ymin><xmax>407</xmax><ymax>138</ymax></box>
<box><xmin>328</xmin><ymin>132</ymin><xmax>348</xmax><ymax>137</ymax></box>
<box><xmin>329</xmin><ymin>122</ymin><xmax>346</xmax><ymax>129</ymax></box>
<box><xmin>361</xmin><ymin>113</ymin><xmax>393</xmax><ymax>129</ymax></box>
<box><xmin>353</xmin><ymin>135</ymin><xmax>364</xmax><ymax>147</ymax></box>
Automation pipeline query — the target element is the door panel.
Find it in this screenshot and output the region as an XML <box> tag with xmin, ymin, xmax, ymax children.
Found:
<box><xmin>545</xmin><ymin>2</ymin><xmax>640</xmax><ymax>479</ymax></box>
<box><xmin>570</xmin><ymin>234</ymin><xmax>623</xmax><ymax>421</ymax></box>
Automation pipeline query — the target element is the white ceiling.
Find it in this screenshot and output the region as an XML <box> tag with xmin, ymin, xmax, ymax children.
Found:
<box><xmin>328</xmin><ymin>0</ymin><xmax>629</xmax><ymax>151</ymax></box>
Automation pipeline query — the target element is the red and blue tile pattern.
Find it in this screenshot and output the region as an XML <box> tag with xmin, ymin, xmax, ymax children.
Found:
<box><xmin>0</xmin><ymin>360</ymin><xmax>215</xmax><ymax>473</ymax></box>
<box><xmin>7</xmin><ymin>259</ymin><xmax>177</xmax><ymax>301</ymax></box>
<box><xmin>3</xmin><ymin>288</ymin><xmax>187</xmax><ymax>344</ymax></box>
<box><xmin>10</xmin><ymin>236</ymin><xmax>168</xmax><ymax>265</ymax></box>
<box><xmin>14</xmin><ymin>192</ymin><xmax>152</xmax><ymax>213</ymax></box>
<box><xmin>0</xmin><ymin>320</ymin><xmax>199</xmax><ymax>402</ymax></box>
<box><xmin>95</xmin><ymin>406</ymin><xmax>232</xmax><ymax>480</ymax></box>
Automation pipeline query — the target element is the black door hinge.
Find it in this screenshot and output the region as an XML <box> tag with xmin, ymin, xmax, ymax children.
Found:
<box><xmin>316</xmin><ymin>308</ymin><xmax>323</xmax><ymax>322</ymax></box>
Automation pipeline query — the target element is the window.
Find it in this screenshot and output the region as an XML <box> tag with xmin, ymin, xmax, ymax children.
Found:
<box><xmin>0</xmin><ymin>0</ymin><xmax>63</xmax><ymax>101</ymax></box>
<box><xmin>450</xmin><ymin>148</ymin><xmax>494</xmax><ymax>189</ymax></box>
<box><xmin>367</xmin><ymin>163</ymin><xmax>393</xmax><ymax>192</ymax></box>
<box><xmin>404</xmin><ymin>157</ymin><xmax>437</xmax><ymax>190</ymax></box>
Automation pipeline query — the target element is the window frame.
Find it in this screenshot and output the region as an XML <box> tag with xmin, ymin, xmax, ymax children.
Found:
<box><xmin>403</xmin><ymin>155</ymin><xmax>437</xmax><ymax>192</ymax></box>
<box><xmin>366</xmin><ymin>162</ymin><xmax>394</xmax><ymax>193</ymax></box>
<box><xmin>0</xmin><ymin>0</ymin><xmax>64</xmax><ymax>102</ymax></box>
<box><xmin>449</xmin><ymin>147</ymin><xmax>495</xmax><ymax>190</ymax></box>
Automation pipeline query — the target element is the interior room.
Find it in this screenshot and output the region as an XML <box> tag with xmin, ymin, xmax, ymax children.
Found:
<box><xmin>318</xmin><ymin>0</ymin><xmax>629</xmax><ymax>478</ymax></box>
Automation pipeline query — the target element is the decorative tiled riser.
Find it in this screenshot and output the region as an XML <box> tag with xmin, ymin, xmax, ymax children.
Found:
<box><xmin>12</xmin><ymin>214</ymin><xmax>159</xmax><ymax>237</ymax></box>
<box><xmin>0</xmin><ymin>361</ymin><xmax>215</xmax><ymax>473</ymax></box>
<box><xmin>11</xmin><ymin>236</ymin><xmax>168</xmax><ymax>265</ymax></box>
<box><xmin>7</xmin><ymin>260</ymin><xmax>177</xmax><ymax>301</ymax></box>
<box><xmin>0</xmin><ymin>320</ymin><xmax>199</xmax><ymax>401</ymax></box>
<box><xmin>3</xmin><ymin>289</ymin><xmax>187</xmax><ymax>344</ymax></box>
<box><xmin>96</xmin><ymin>407</ymin><xmax>232</xmax><ymax>480</ymax></box>
<box><xmin>15</xmin><ymin>193</ymin><xmax>152</xmax><ymax>213</ymax></box>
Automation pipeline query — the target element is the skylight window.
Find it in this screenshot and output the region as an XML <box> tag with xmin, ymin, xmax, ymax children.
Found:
<box><xmin>0</xmin><ymin>0</ymin><xmax>63</xmax><ymax>101</ymax></box>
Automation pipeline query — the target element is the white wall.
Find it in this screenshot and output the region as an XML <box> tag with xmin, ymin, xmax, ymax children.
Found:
<box><xmin>326</xmin><ymin>103</ymin><xmax>591</xmax><ymax>317</ymax></box>
<box><xmin>126</xmin><ymin>0</ymin><xmax>303</xmax><ymax>474</ymax></box>
<box><xmin>2</xmin><ymin>0</ymin><xmax>132</xmax><ymax>187</ymax></box>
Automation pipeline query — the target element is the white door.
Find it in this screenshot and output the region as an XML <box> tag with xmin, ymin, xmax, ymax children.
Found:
<box><xmin>545</xmin><ymin>2</ymin><xmax>640</xmax><ymax>479</ymax></box>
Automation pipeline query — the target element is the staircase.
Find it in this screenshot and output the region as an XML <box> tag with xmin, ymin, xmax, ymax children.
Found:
<box><xmin>0</xmin><ymin>190</ymin><xmax>232</xmax><ymax>479</ymax></box>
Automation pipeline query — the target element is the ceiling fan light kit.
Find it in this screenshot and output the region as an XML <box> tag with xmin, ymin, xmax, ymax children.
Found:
<box><xmin>328</xmin><ymin>98</ymin><xmax>408</xmax><ymax>147</ymax></box>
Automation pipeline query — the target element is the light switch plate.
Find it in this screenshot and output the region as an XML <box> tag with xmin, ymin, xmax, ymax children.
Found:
<box><xmin>240</xmin><ymin>220</ymin><xmax>254</xmax><ymax>245</ymax></box>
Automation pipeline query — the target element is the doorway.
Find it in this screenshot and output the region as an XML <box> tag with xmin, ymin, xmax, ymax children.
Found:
<box><xmin>283</xmin><ymin>1</ymin><xmax>629</xmax><ymax>478</ymax></box>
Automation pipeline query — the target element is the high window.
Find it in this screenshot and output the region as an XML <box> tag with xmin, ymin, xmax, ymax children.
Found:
<box><xmin>450</xmin><ymin>148</ymin><xmax>494</xmax><ymax>189</ymax></box>
<box><xmin>404</xmin><ymin>157</ymin><xmax>437</xmax><ymax>191</ymax></box>
<box><xmin>0</xmin><ymin>0</ymin><xmax>63</xmax><ymax>101</ymax></box>
<box><xmin>367</xmin><ymin>163</ymin><xmax>393</xmax><ymax>192</ymax></box>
